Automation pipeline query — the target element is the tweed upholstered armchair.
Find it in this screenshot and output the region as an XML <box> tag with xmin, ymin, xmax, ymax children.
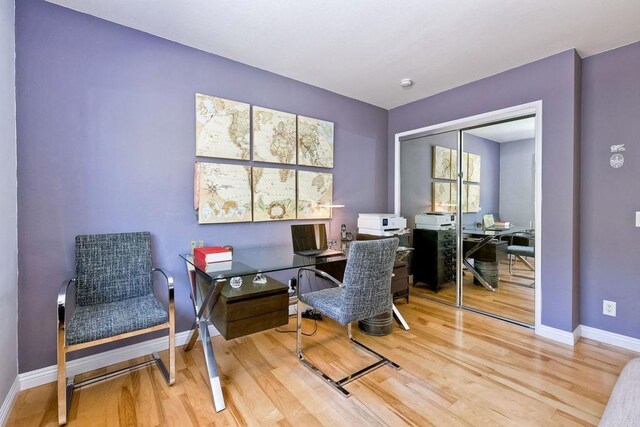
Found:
<box><xmin>57</xmin><ymin>232</ymin><xmax>175</xmax><ymax>425</ymax></box>
<box><xmin>295</xmin><ymin>238</ymin><xmax>400</xmax><ymax>396</ymax></box>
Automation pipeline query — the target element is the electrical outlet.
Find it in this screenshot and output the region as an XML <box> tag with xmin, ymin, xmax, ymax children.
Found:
<box><xmin>603</xmin><ymin>300</ymin><xmax>616</xmax><ymax>317</ymax></box>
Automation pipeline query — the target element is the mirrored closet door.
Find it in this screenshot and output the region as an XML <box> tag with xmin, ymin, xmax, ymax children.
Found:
<box><xmin>460</xmin><ymin>118</ymin><xmax>536</xmax><ymax>325</ymax></box>
<box><xmin>399</xmin><ymin>116</ymin><xmax>536</xmax><ymax>326</ymax></box>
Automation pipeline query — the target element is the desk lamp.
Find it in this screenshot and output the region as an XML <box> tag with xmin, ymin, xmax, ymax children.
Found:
<box><xmin>317</xmin><ymin>203</ymin><xmax>345</xmax><ymax>248</ymax></box>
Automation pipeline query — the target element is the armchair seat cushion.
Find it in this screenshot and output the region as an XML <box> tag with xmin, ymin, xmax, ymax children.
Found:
<box><xmin>507</xmin><ymin>245</ymin><xmax>535</xmax><ymax>258</ymax></box>
<box><xmin>66</xmin><ymin>295</ymin><xmax>168</xmax><ymax>346</ymax></box>
<box><xmin>300</xmin><ymin>287</ymin><xmax>349</xmax><ymax>325</ymax></box>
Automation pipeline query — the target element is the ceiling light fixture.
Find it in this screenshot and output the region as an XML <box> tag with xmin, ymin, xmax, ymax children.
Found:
<box><xmin>400</xmin><ymin>78</ymin><xmax>414</xmax><ymax>89</ymax></box>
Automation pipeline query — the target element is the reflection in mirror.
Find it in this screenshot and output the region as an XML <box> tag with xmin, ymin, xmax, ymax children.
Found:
<box><xmin>400</xmin><ymin>131</ymin><xmax>458</xmax><ymax>306</ymax></box>
<box><xmin>398</xmin><ymin>116</ymin><xmax>536</xmax><ymax>326</ymax></box>
<box><xmin>461</xmin><ymin>117</ymin><xmax>535</xmax><ymax>325</ymax></box>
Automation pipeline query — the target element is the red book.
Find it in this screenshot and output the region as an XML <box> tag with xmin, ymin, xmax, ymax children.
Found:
<box><xmin>194</xmin><ymin>246</ymin><xmax>232</xmax><ymax>263</ymax></box>
<box><xmin>194</xmin><ymin>258</ymin><xmax>232</xmax><ymax>272</ymax></box>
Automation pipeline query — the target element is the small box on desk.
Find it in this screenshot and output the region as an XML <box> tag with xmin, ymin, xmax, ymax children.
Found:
<box><xmin>211</xmin><ymin>275</ymin><xmax>289</xmax><ymax>340</ymax></box>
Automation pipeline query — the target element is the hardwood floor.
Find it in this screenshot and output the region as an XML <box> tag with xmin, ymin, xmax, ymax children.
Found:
<box><xmin>412</xmin><ymin>258</ymin><xmax>536</xmax><ymax>325</ymax></box>
<box><xmin>8</xmin><ymin>297</ymin><xmax>635</xmax><ymax>426</ymax></box>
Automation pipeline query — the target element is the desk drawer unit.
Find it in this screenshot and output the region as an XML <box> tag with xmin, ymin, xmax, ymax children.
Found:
<box><xmin>211</xmin><ymin>276</ymin><xmax>289</xmax><ymax>340</ymax></box>
<box><xmin>463</xmin><ymin>238</ymin><xmax>508</xmax><ymax>262</ymax></box>
<box><xmin>412</xmin><ymin>228</ymin><xmax>456</xmax><ymax>292</ymax></box>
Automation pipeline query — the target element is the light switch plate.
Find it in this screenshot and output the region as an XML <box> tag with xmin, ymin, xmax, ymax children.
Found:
<box><xmin>636</xmin><ymin>212</ymin><xmax>640</xmax><ymax>227</ymax></box>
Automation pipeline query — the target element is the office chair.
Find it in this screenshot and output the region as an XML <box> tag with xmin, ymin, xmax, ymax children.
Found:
<box><xmin>295</xmin><ymin>238</ymin><xmax>400</xmax><ymax>396</ymax></box>
<box><xmin>506</xmin><ymin>230</ymin><xmax>535</xmax><ymax>287</ymax></box>
<box><xmin>57</xmin><ymin>232</ymin><xmax>175</xmax><ymax>425</ymax></box>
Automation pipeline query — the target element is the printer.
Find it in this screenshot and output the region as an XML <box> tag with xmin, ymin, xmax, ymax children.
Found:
<box><xmin>415</xmin><ymin>212</ymin><xmax>456</xmax><ymax>230</ymax></box>
<box><xmin>357</xmin><ymin>213</ymin><xmax>407</xmax><ymax>236</ymax></box>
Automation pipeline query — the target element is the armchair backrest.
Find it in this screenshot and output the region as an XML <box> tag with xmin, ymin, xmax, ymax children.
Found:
<box><xmin>341</xmin><ymin>238</ymin><xmax>399</xmax><ymax>321</ymax></box>
<box><xmin>75</xmin><ymin>232</ymin><xmax>153</xmax><ymax>307</ymax></box>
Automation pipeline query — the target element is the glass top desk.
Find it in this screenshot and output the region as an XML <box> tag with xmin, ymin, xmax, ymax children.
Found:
<box><xmin>462</xmin><ymin>225</ymin><xmax>530</xmax><ymax>291</ymax></box>
<box><xmin>179</xmin><ymin>244</ymin><xmax>347</xmax><ymax>413</ymax></box>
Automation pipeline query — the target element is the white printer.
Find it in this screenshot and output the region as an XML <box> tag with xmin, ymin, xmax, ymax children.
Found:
<box><xmin>357</xmin><ymin>213</ymin><xmax>407</xmax><ymax>236</ymax></box>
<box><xmin>415</xmin><ymin>212</ymin><xmax>456</xmax><ymax>230</ymax></box>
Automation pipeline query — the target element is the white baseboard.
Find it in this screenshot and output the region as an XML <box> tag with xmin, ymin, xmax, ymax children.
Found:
<box><xmin>535</xmin><ymin>324</ymin><xmax>579</xmax><ymax>346</ymax></box>
<box><xmin>0</xmin><ymin>376</ymin><xmax>19</xmax><ymax>426</ymax></box>
<box><xmin>19</xmin><ymin>325</ymin><xmax>219</xmax><ymax>391</ymax></box>
<box><xmin>579</xmin><ymin>325</ymin><xmax>640</xmax><ymax>352</ymax></box>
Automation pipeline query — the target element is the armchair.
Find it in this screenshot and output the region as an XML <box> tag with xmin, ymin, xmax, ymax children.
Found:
<box><xmin>57</xmin><ymin>232</ymin><xmax>175</xmax><ymax>425</ymax></box>
<box><xmin>295</xmin><ymin>238</ymin><xmax>400</xmax><ymax>396</ymax></box>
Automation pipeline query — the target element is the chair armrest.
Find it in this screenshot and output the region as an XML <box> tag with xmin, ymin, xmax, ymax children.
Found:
<box><xmin>296</xmin><ymin>267</ymin><xmax>343</xmax><ymax>298</ymax></box>
<box><xmin>58</xmin><ymin>279</ymin><xmax>76</xmax><ymax>327</ymax></box>
<box><xmin>152</xmin><ymin>268</ymin><xmax>175</xmax><ymax>312</ymax></box>
<box><xmin>152</xmin><ymin>268</ymin><xmax>174</xmax><ymax>291</ymax></box>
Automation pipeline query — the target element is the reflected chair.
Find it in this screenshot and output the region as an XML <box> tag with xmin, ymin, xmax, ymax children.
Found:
<box><xmin>506</xmin><ymin>231</ymin><xmax>535</xmax><ymax>287</ymax></box>
<box><xmin>295</xmin><ymin>238</ymin><xmax>400</xmax><ymax>396</ymax></box>
<box><xmin>57</xmin><ymin>232</ymin><xmax>175</xmax><ymax>425</ymax></box>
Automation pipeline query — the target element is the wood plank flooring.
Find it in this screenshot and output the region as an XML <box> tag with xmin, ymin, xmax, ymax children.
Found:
<box><xmin>8</xmin><ymin>297</ymin><xmax>635</xmax><ymax>426</ymax></box>
<box><xmin>413</xmin><ymin>259</ymin><xmax>535</xmax><ymax>325</ymax></box>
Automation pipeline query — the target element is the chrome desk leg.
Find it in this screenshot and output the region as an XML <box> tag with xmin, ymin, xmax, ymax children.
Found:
<box><xmin>184</xmin><ymin>320</ymin><xmax>199</xmax><ymax>351</ymax></box>
<box><xmin>199</xmin><ymin>320</ymin><xmax>225</xmax><ymax>412</ymax></box>
<box><xmin>463</xmin><ymin>258</ymin><xmax>496</xmax><ymax>292</ymax></box>
<box><xmin>392</xmin><ymin>304</ymin><xmax>409</xmax><ymax>330</ymax></box>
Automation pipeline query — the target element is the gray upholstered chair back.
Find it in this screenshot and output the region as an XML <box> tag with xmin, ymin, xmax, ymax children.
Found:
<box><xmin>75</xmin><ymin>232</ymin><xmax>154</xmax><ymax>307</ymax></box>
<box><xmin>341</xmin><ymin>238</ymin><xmax>399</xmax><ymax>322</ymax></box>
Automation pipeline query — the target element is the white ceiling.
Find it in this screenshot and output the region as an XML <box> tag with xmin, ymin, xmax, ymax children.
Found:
<box><xmin>46</xmin><ymin>0</ymin><xmax>640</xmax><ymax>109</ymax></box>
<box><xmin>466</xmin><ymin>117</ymin><xmax>536</xmax><ymax>143</ymax></box>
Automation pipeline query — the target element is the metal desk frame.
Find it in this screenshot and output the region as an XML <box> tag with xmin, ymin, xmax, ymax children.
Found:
<box><xmin>180</xmin><ymin>245</ymin><xmax>410</xmax><ymax>413</ymax></box>
<box><xmin>462</xmin><ymin>226</ymin><xmax>530</xmax><ymax>292</ymax></box>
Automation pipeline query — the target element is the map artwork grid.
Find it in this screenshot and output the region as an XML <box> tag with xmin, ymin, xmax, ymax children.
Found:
<box><xmin>297</xmin><ymin>115</ymin><xmax>334</xmax><ymax>168</ymax></box>
<box><xmin>196</xmin><ymin>94</ymin><xmax>250</xmax><ymax>160</ymax></box>
<box><xmin>297</xmin><ymin>170</ymin><xmax>333</xmax><ymax>219</ymax></box>
<box><xmin>252</xmin><ymin>166</ymin><xmax>296</xmax><ymax>221</ymax></box>
<box><xmin>195</xmin><ymin>162</ymin><xmax>252</xmax><ymax>224</ymax></box>
<box><xmin>252</xmin><ymin>106</ymin><xmax>297</xmax><ymax>165</ymax></box>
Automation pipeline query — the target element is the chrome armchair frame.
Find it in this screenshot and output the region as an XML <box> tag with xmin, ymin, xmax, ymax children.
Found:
<box><xmin>505</xmin><ymin>231</ymin><xmax>535</xmax><ymax>287</ymax></box>
<box><xmin>57</xmin><ymin>268</ymin><xmax>175</xmax><ymax>425</ymax></box>
<box><xmin>295</xmin><ymin>267</ymin><xmax>400</xmax><ymax>397</ymax></box>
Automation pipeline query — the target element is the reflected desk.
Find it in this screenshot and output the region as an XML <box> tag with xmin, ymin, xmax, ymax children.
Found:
<box><xmin>462</xmin><ymin>226</ymin><xmax>529</xmax><ymax>291</ymax></box>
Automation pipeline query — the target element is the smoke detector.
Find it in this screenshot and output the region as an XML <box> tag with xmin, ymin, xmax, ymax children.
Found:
<box><xmin>400</xmin><ymin>79</ymin><xmax>414</xmax><ymax>89</ymax></box>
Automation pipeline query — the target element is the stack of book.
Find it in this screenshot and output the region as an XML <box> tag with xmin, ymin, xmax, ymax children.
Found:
<box><xmin>194</xmin><ymin>246</ymin><xmax>232</xmax><ymax>272</ymax></box>
<box><xmin>493</xmin><ymin>221</ymin><xmax>511</xmax><ymax>229</ymax></box>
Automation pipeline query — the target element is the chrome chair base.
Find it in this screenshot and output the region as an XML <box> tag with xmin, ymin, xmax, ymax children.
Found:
<box><xmin>296</xmin><ymin>301</ymin><xmax>400</xmax><ymax>397</ymax></box>
<box><xmin>60</xmin><ymin>352</ymin><xmax>173</xmax><ymax>423</ymax></box>
<box><xmin>507</xmin><ymin>255</ymin><xmax>535</xmax><ymax>287</ymax></box>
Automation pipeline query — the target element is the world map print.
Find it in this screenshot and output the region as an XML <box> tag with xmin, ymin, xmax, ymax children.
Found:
<box><xmin>252</xmin><ymin>167</ymin><xmax>296</xmax><ymax>221</ymax></box>
<box><xmin>195</xmin><ymin>94</ymin><xmax>250</xmax><ymax>160</ymax></box>
<box><xmin>195</xmin><ymin>162</ymin><xmax>252</xmax><ymax>224</ymax></box>
<box><xmin>297</xmin><ymin>115</ymin><xmax>334</xmax><ymax>168</ymax></box>
<box><xmin>252</xmin><ymin>106</ymin><xmax>296</xmax><ymax>164</ymax></box>
<box><xmin>297</xmin><ymin>170</ymin><xmax>333</xmax><ymax>219</ymax></box>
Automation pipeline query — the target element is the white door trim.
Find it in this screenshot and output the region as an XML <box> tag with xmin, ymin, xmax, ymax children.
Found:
<box><xmin>393</xmin><ymin>100</ymin><xmax>543</xmax><ymax>331</ymax></box>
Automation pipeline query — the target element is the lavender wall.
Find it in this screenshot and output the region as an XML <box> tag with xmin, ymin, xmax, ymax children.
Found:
<box><xmin>463</xmin><ymin>134</ymin><xmax>500</xmax><ymax>225</ymax></box>
<box><xmin>16</xmin><ymin>0</ymin><xmax>388</xmax><ymax>372</ymax></box>
<box><xmin>0</xmin><ymin>0</ymin><xmax>18</xmax><ymax>405</ymax></box>
<box><xmin>389</xmin><ymin>50</ymin><xmax>582</xmax><ymax>332</ymax></box>
<box><xmin>499</xmin><ymin>138</ymin><xmax>535</xmax><ymax>227</ymax></box>
<box><xmin>581</xmin><ymin>41</ymin><xmax>640</xmax><ymax>337</ymax></box>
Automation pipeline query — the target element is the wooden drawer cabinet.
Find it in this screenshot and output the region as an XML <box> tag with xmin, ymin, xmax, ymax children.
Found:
<box><xmin>210</xmin><ymin>275</ymin><xmax>289</xmax><ymax>340</ymax></box>
<box><xmin>412</xmin><ymin>228</ymin><xmax>456</xmax><ymax>292</ymax></box>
